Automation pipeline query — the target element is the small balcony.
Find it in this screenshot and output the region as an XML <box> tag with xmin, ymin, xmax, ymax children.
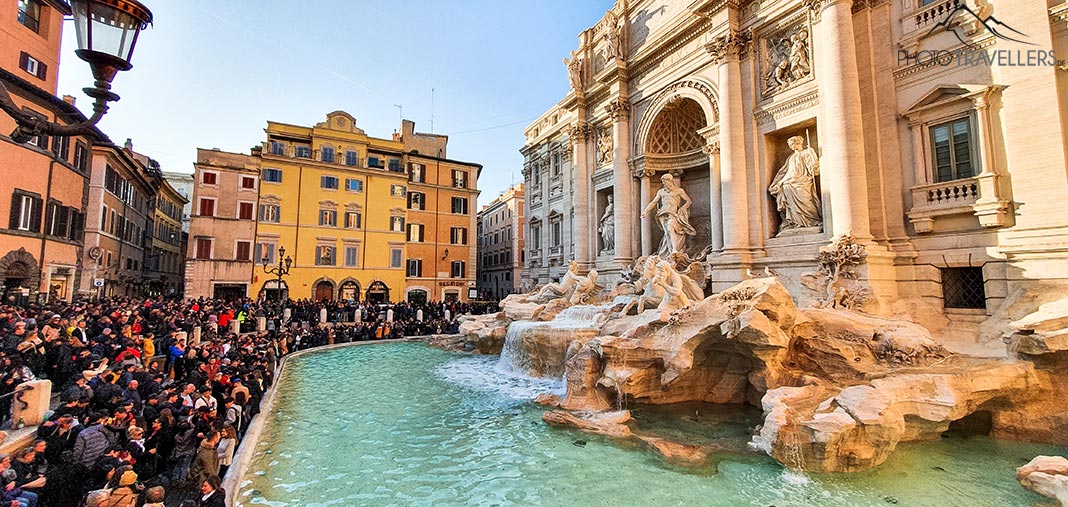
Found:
<box><xmin>907</xmin><ymin>173</ymin><xmax>1010</xmax><ymax>233</ymax></box>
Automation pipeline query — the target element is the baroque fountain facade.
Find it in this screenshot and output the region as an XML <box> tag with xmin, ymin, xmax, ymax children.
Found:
<box><xmin>507</xmin><ymin>1</ymin><xmax>1068</xmax><ymax>501</ymax></box>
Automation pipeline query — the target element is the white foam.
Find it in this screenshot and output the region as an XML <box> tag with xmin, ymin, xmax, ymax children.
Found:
<box><xmin>436</xmin><ymin>355</ymin><xmax>564</xmax><ymax>401</ymax></box>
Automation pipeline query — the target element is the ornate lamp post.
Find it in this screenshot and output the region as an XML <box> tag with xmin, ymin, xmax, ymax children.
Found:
<box><xmin>0</xmin><ymin>0</ymin><xmax>153</xmax><ymax>142</ymax></box>
<box><xmin>262</xmin><ymin>246</ymin><xmax>292</xmax><ymax>303</ymax></box>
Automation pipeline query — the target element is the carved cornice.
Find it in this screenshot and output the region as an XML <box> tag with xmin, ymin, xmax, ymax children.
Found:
<box><xmin>704</xmin><ymin>28</ymin><xmax>753</xmax><ymax>64</ymax></box>
<box><xmin>605</xmin><ymin>98</ymin><xmax>631</xmax><ymax>121</ymax></box>
<box><xmin>851</xmin><ymin>0</ymin><xmax>888</xmax><ymax>14</ymax></box>
<box><xmin>644</xmin><ymin>149</ymin><xmax>709</xmax><ymax>172</ymax></box>
<box><xmin>753</xmin><ymin>88</ymin><xmax>820</xmax><ymax>125</ymax></box>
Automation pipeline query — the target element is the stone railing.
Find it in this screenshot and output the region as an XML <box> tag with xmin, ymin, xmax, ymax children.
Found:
<box><xmin>907</xmin><ymin>173</ymin><xmax>1009</xmax><ymax>233</ymax></box>
<box><xmin>913</xmin><ymin>0</ymin><xmax>963</xmax><ymax>30</ymax></box>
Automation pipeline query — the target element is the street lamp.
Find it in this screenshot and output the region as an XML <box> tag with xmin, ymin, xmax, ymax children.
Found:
<box><xmin>0</xmin><ymin>0</ymin><xmax>153</xmax><ymax>143</ymax></box>
<box><xmin>262</xmin><ymin>246</ymin><xmax>292</xmax><ymax>302</ymax></box>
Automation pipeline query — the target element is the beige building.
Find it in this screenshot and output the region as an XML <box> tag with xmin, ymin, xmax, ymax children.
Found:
<box><xmin>184</xmin><ymin>149</ymin><xmax>260</xmax><ymax>299</ymax></box>
<box><xmin>523</xmin><ymin>0</ymin><xmax>1068</xmax><ymax>340</ymax></box>
<box><xmin>477</xmin><ymin>183</ymin><xmax>525</xmax><ymax>299</ymax></box>
<box><xmin>80</xmin><ymin>143</ymin><xmax>157</xmax><ymax>298</ymax></box>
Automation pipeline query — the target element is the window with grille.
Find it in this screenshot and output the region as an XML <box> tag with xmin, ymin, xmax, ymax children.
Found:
<box><xmin>930</xmin><ymin>117</ymin><xmax>977</xmax><ymax>183</ymax></box>
<box><xmin>941</xmin><ymin>267</ymin><xmax>986</xmax><ymax>309</ymax></box>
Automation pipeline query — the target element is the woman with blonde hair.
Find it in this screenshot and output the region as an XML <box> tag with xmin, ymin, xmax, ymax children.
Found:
<box><xmin>216</xmin><ymin>426</ymin><xmax>237</xmax><ymax>478</ymax></box>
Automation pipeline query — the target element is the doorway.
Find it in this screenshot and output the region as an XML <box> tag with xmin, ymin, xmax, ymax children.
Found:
<box><xmin>314</xmin><ymin>281</ymin><xmax>335</xmax><ymax>301</ymax></box>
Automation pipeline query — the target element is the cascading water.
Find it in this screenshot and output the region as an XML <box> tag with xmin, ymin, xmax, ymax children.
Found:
<box><xmin>495</xmin><ymin>303</ymin><xmax>615</xmax><ymax>378</ymax></box>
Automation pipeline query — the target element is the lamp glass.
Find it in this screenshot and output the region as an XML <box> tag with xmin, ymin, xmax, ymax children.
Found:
<box><xmin>71</xmin><ymin>0</ymin><xmax>145</xmax><ymax>63</ymax></box>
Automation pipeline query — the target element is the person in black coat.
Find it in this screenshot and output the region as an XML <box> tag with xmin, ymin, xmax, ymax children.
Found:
<box><xmin>196</xmin><ymin>474</ymin><xmax>226</xmax><ymax>507</ymax></box>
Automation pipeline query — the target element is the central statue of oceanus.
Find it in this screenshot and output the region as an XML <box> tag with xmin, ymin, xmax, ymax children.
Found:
<box><xmin>640</xmin><ymin>174</ymin><xmax>696</xmax><ymax>257</ymax></box>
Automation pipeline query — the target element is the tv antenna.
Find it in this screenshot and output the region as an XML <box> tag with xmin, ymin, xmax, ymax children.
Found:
<box><xmin>393</xmin><ymin>104</ymin><xmax>402</xmax><ymax>124</ymax></box>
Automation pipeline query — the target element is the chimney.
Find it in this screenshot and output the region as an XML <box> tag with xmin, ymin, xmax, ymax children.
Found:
<box><xmin>124</xmin><ymin>138</ymin><xmax>134</xmax><ymax>152</ymax></box>
<box><xmin>392</xmin><ymin>131</ymin><xmax>401</xmax><ymax>142</ymax></box>
<box><xmin>62</xmin><ymin>95</ymin><xmax>76</xmax><ymax>106</ymax></box>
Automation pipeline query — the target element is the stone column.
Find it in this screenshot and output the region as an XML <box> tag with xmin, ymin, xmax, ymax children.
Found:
<box><xmin>708</xmin><ymin>31</ymin><xmax>751</xmax><ymax>254</ymax></box>
<box><xmin>609</xmin><ymin>98</ymin><xmax>635</xmax><ymax>265</ymax></box>
<box><xmin>814</xmin><ymin>0</ymin><xmax>871</xmax><ymax>240</ymax></box>
<box><xmin>637</xmin><ymin>166</ymin><xmax>654</xmax><ymax>257</ymax></box>
<box><xmin>703</xmin><ymin>141</ymin><xmax>724</xmax><ymax>251</ymax></box>
<box><xmin>570</xmin><ymin>122</ymin><xmax>593</xmax><ymax>269</ymax></box>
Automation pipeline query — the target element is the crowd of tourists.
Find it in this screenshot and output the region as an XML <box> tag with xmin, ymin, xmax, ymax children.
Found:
<box><xmin>0</xmin><ymin>294</ymin><xmax>490</xmax><ymax>507</ymax></box>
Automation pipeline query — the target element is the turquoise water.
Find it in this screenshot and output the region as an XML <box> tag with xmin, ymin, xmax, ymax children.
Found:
<box><xmin>238</xmin><ymin>343</ymin><xmax>1062</xmax><ymax>507</ymax></box>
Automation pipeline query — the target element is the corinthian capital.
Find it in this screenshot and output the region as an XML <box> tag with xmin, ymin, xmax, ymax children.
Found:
<box><xmin>704</xmin><ymin>28</ymin><xmax>753</xmax><ymax>64</ymax></box>
<box><xmin>605</xmin><ymin>98</ymin><xmax>631</xmax><ymax>121</ymax></box>
<box><xmin>703</xmin><ymin>141</ymin><xmax>721</xmax><ymax>156</ymax></box>
<box><xmin>568</xmin><ymin>122</ymin><xmax>592</xmax><ymax>147</ymax></box>
<box><xmin>803</xmin><ymin>0</ymin><xmax>825</xmax><ymax>22</ymax></box>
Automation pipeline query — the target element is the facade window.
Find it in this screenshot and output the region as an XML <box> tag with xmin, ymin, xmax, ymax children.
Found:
<box><xmin>10</xmin><ymin>192</ymin><xmax>41</xmax><ymax>232</ymax></box>
<box><xmin>315</xmin><ymin>245</ymin><xmax>336</xmax><ymax>266</ymax></box>
<box><xmin>269</xmin><ymin>141</ymin><xmax>285</xmax><ymax>155</ymax></box>
<box><xmin>942</xmin><ymin>267</ymin><xmax>986</xmax><ymax>309</ymax></box>
<box><xmin>552</xmin><ymin>152</ymin><xmax>562</xmax><ymax>177</ymax></box>
<box><xmin>254</xmin><ymin>242</ymin><xmax>276</xmax><ymax>264</ymax></box>
<box><xmin>17</xmin><ymin>0</ymin><xmax>40</xmax><ymax>32</ymax></box>
<box><xmin>195</xmin><ymin>238</ymin><xmax>213</xmax><ymax>260</ymax></box>
<box><xmin>235</xmin><ymin>241</ymin><xmax>252</xmax><ymax>261</ymax></box>
<box><xmin>241</xmin><ymin>176</ymin><xmax>257</xmax><ymax>189</ymax></box>
<box><xmin>201</xmin><ymin>172</ymin><xmax>218</xmax><ymax>185</ymax></box>
<box><xmin>18</xmin><ymin>51</ymin><xmax>44</xmax><ymax>80</ymax></box>
<box><xmin>391</xmin><ymin>185</ymin><xmax>407</xmax><ymax>198</ymax></box>
<box><xmin>452</xmin><ymin>170</ymin><xmax>468</xmax><ymax>189</ymax></box>
<box><xmin>321</xmin><ymin>175</ymin><xmax>339</xmax><ymax>190</ymax></box>
<box><xmin>51</xmin><ymin>135</ymin><xmax>69</xmax><ymax>161</ymax></box>
<box><xmin>262</xmin><ymin>168</ymin><xmax>283</xmax><ymax>183</ymax></box>
<box><xmin>451</xmin><ymin>260</ymin><xmax>466</xmax><ymax>278</ymax></box>
<box><xmin>368</xmin><ymin>156</ymin><xmax>381</xmax><ymax>168</ymax></box>
<box><xmin>408</xmin><ymin>192</ymin><xmax>425</xmax><ymax>211</ymax></box>
<box><xmin>295</xmin><ymin>146</ymin><xmax>311</xmax><ymax>158</ymax></box>
<box><xmin>319</xmin><ymin>209</ymin><xmax>337</xmax><ymax>227</ymax></box>
<box><xmin>409</xmin><ymin>163</ymin><xmax>425</xmax><ymax>183</ymax></box>
<box><xmin>321</xmin><ymin>146</ymin><xmax>335</xmax><ymax>163</ymax></box>
<box><xmin>344</xmin><ymin>246</ymin><xmax>359</xmax><ymax>267</ymax></box>
<box><xmin>551</xmin><ymin>221</ymin><xmax>562</xmax><ymax>247</ymax></box>
<box><xmin>451</xmin><ymin>197</ymin><xmax>469</xmax><ymax>215</ymax></box>
<box><xmin>259</xmin><ymin>204</ymin><xmax>280</xmax><ymax>223</ymax></box>
<box><xmin>930</xmin><ymin>117</ymin><xmax>977</xmax><ymax>182</ymax></box>
<box><xmin>407</xmin><ymin>223</ymin><xmax>424</xmax><ymax>242</ymax></box>
<box><xmin>345</xmin><ymin>150</ymin><xmax>358</xmax><ymax>166</ymax></box>
<box><xmin>345</xmin><ymin>178</ymin><xmax>363</xmax><ymax>192</ymax></box>
<box><xmin>344</xmin><ymin>211</ymin><xmax>362</xmax><ymax>229</ymax></box>
<box><xmin>388</xmin><ymin>158</ymin><xmax>402</xmax><ymax>172</ymax></box>
<box><xmin>532</xmin><ymin>226</ymin><xmax>541</xmax><ymax>249</ymax></box>
<box><xmin>238</xmin><ymin>201</ymin><xmax>254</xmax><ymax>220</ymax></box>
<box><xmin>198</xmin><ymin>198</ymin><xmax>216</xmax><ymax>217</ymax></box>
<box><xmin>73</xmin><ymin>142</ymin><xmax>89</xmax><ymax>172</ymax></box>
<box><xmin>450</xmin><ymin>227</ymin><xmax>468</xmax><ymax>245</ymax></box>
<box><xmin>406</xmin><ymin>259</ymin><xmax>422</xmax><ymax>277</ymax></box>
<box><xmin>390</xmin><ymin>216</ymin><xmax>405</xmax><ymax>232</ymax></box>
<box><xmin>390</xmin><ymin>248</ymin><xmax>403</xmax><ymax>268</ymax></box>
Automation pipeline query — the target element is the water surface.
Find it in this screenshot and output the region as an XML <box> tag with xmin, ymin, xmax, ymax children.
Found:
<box><xmin>239</xmin><ymin>343</ymin><xmax>1061</xmax><ymax>507</ymax></box>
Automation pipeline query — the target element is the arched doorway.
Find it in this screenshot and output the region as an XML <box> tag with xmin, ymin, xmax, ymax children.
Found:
<box><xmin>365</xmin><ymin>281</ymin><xmax>389</xmax><ymax>303</ymax></box>
<box><xmin>641</xmin><ymin>97</ymin><xmax>714</xmax><ymax>255</ymax></box>
<box><xmin>338</xmin><ymin>279</ymin><xmax>360</xmax><ymax>302</ymax></box>
<box><xmin>407</xmin><ymin>289</ymin><xmax>427</xmax><ymax>304</ymax></box>
<box><xmin>314</xmin><ymin>281</ymin><xmax>334</xmax><ymax>301</ymax></box>
<box><xmin>260</xmin><ymin>280</ymin><xmax>289</xmax><ymax>302</ymax></box>
<box><xmin>0</xmin><ymin>248</ymin><xmax>40</xmax><ymax>299</ymax></box>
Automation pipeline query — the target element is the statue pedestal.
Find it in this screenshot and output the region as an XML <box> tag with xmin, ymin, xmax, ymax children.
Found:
<box><xmin>11</xmin><ymin>380</ymin><xmax>50</xmax><ymax>426</ymax></box>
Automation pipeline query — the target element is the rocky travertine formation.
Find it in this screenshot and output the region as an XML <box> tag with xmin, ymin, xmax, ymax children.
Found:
<box><xmin>1004</xmin><ymin>298</ymin><xmax>1068</xmax><ymax>357</ymax></box>
<box><xmin>1017</xmin><ymin>456</ymin><xmax>1068</xmax><ymax>506</ymax></box>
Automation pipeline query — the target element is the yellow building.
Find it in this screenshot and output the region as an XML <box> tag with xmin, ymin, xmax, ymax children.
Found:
<box><xmin>254</xmin><ymin>111</ymin><xmax>409</xmax><ymax>302</ymax></box>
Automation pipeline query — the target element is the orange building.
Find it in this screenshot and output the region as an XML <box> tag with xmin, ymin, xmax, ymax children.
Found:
<box><xmin>0</xmin><ymin>0</ymin><xmax>99</xmax><ymax>302</ymax></box>
<box><xmin>398</xmin><ymin>121</ymin><xmax>481</xmax><ymax>303</ymax></box>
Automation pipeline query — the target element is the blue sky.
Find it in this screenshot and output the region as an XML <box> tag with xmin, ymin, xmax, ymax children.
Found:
<box><xmin>57</xmin><ymin>1</ymin><xmax>612</xmax><ymax>204</ymax></box>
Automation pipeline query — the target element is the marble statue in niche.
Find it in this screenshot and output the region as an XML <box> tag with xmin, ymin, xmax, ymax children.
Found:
<box><xmin>641</xmin><ymin>173</ymin><xmax>696</xmax><ymax>256</ymax></box>
<box><xmin>599</xmin><ymin>194</ymin><xmax>615</xmax><ymax>256</ymax></box>
<box><xmin>769</xmin><ymin>135</ymin><xmax>821</xmax><ymax>232</ymax></box>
